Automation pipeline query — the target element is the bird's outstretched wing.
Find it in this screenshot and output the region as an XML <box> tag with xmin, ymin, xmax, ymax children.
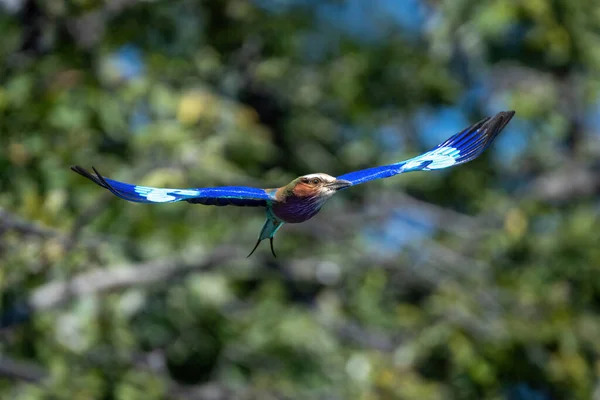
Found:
<box><xmin>336</xmin><ymin>110</ymin><xmax>515</xmax><ymax>186</ymax></box>
<box><xmin>71</xmin><ymin>166</ymin><xmax>274</xmax><ymax>207</ymax></box>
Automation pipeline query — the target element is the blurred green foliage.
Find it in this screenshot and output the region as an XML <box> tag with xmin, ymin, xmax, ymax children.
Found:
<box><xmin>2</xmin><ymin>0</ymin><xmax>600</xmax><ymax>399</ymax></box>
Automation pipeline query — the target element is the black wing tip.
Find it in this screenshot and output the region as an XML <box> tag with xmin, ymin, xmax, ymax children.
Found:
<box><xmin>70</xmin><ymin>165</ymin><xmax>122</xmax><ymax>198</ymax></box>
<box><xmin>486</xmin><ymin>110</ymin><xmax>516</xmax><ymax>136</ymax></box>
<box><xmin>491</xmin><ymin>110</ymin><xmax>515</xmax><ymax>126</ymax></box>
<box><xmin>442</xmin><ymin>110</ymin><xmax>516</xmax><ymax>164</ymax></box>
<box><xmin>497</xmin><ymin>110</ymin><xmax>516</xmax><ymax>118</ymax></box>
<box><xmin>70</xmin><ymin>164</ymin><xmax>89</xmax><ymax>176</ymax></box>
<box><xmin>70</xmin><ymin>164</ymin><xmax>95</xmax><ymax>177</ymax></box>
<box><xmin>70</xmin><ymin>165</ymin><xmax>106</xmax><ymax>188</ymax></box>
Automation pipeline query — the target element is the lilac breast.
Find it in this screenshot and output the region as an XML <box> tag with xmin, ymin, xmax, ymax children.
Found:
<box><xmin>271</xmin><ymin>195</ymin><xmax>325</xmax><ymax>223</ymax></box>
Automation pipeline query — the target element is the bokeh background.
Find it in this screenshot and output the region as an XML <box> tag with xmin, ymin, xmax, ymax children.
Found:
<box><xmin>1</xmin><ymin>0</ymin><xmax>600</xmax><ymax>399</ymax></box>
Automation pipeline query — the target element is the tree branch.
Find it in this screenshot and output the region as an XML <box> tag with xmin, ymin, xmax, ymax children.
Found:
<box><xmin>0</xmin><ymin>355</ymin><xmax>48</xmax><ymax>383</ymax></box>
<box><xmin>526</xmin><ymin>164</ymin><xmax>600</xmax><ymax>203</ymax></box>
<box><xmin>0</xmin><ymin>207</ymin><xmax>105</xmax><ymax>250</ymax></box>
<box><xmin>28</xmin><ymin>246</ymin><xmax>244</xmax><ymax>312</ymax></box>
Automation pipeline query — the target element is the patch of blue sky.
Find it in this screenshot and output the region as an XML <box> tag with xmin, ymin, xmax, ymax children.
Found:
<box><xmin>315</xmin><ymin>0</ymin><xmax>428</xmax><ymax>41</ymax></box>
<box><xmin>491</xmin><ymin>117</ymin><xmax>528</xmax><ymax>167</ymax></box>
<box><xmin>458</xmin><ymin>77</ymin><xmax>491</xmax><ymax>111</ymax></box>
<box><xmin>584</xmin><ymin>96</ymin><xmax>600</xmax><ymax>137</ymax></box>
<box><xmin>504</xmin><ymin>383</ymin><xmax>553</xmax><ymax>400</ymax></box>
<box><xmin>415</xmin><ymin>106</ymin><xmax>469</xmax><ymax>148</ymax></box>
<box><xmin>292</xmin><ymin>0</ymin><xmax>431</xmax><ymax>61</ymax></box>
<box><xmin>252</xmin><ymin>0</ymin><xmax>299</xmax><ymax>13</ymax></box>
<box><xmin>337</xmin><ymin>122</ymin><xmax>406</xmax><ymax>158</ymax></box>
<box><xmin>376</xmin><ymin>124</ymin><xmax>406</xmax><ymax>153</ymax></box>
<box><xmin>363</xmin><ymin>206</ymin><xmax>436</xmax><ymax>255</ymax></box>
<box><xmin>110</xmin><ymin>44</ymin><xmax>145</xmax><ymax>81</ymax></box>
<box><xmin>378</xmin><ymin>0</ymin><xmax>427</xmax><ymax>36</ymax></box>
<box><xmin>107</xmin><ymin>44</ymin><xmax>150</xmax><ymax>132</ymax></box>
<box><xmin>129</xmin><ymin>103</ymin><xmax>151</xmax><ymax>133</ymax></box>
<box><xmin>338</xmin><ymin>124</ymin><xmax>363</xmax><ymax>142</ymax></box>
<box><xmin>317</xmin><ymin>1</ymin><xmax>377</xmax><ymax>41</ymax></box>
<box><xmin>483</xmin><ymin>94</ymin><xmax>529</xmax><ymax>166</ymax></box>
<box><xmin>484</xmin><ymin>92</ymin><xmax>512</xmax><ymax>117</ymax></box>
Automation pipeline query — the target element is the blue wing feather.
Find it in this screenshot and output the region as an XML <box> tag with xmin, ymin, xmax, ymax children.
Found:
<box><xmin>337</xmin><ymin>111</ymin><xmax>515</xmax><ymax>186</ymax></box>
<box><xmin>71</xmin><ymin>166</ymin><xmax>274</xmax><ymax>207</ymax></box>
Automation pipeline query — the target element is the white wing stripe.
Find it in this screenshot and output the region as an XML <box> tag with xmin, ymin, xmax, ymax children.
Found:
<box><xmin>401</xmin><ymin>146</ymin><xmax>460</xmax><ymax>171</ymax></box>
<box><xmin>133</xmin><ymin>186</ymin><xmax>200</xmax><ymax>203</ymax></box>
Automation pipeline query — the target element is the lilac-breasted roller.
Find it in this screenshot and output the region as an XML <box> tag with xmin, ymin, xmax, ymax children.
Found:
<box><xmin>72</xmin><ymin>110</ymin><xmax>515</xmax><ymax>257</ymax></box>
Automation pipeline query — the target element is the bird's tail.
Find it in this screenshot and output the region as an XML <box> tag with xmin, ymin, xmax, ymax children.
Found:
<box><xmin>247</xmin><ymin>216</ymin><xmax>284</xmax><ymax>258</ymax></box>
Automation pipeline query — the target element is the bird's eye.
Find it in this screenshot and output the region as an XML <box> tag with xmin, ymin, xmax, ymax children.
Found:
<box><xmin>312</xmin><ymin>178</ymin><xmax>320</xmax><ymax>185</ymax></box>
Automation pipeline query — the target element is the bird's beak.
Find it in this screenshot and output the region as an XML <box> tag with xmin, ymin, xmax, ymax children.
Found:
<box><xmin>327</xmin><ymin>179</ymin><xmax>352</xmax><ymax>191</ymax></box>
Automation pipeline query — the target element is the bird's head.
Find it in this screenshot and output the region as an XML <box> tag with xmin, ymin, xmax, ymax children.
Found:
<box><xmin>288</xmin><ymin>173</ymin><xmax>352</xmax><ymax>199</ymax></box>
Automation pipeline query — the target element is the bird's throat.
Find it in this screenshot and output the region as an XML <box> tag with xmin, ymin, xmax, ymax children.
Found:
<box><xmin>271</xmin><ymin>194</ymin><xmax>327</xmax><ymax>223</ymax></box>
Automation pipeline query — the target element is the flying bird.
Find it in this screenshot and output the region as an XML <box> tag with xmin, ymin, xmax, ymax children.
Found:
<box><xmin>71</xmin><ymin>110</ymin><xmax>515</xmax><ymax>257</ymax></box>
